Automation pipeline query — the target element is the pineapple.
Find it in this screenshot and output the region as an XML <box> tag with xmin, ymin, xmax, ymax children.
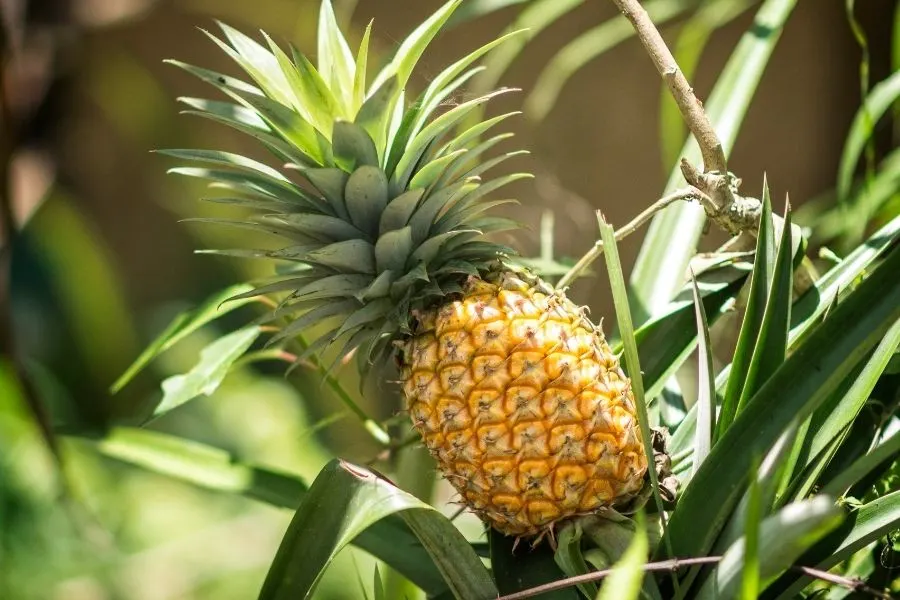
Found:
<box><xmin>166</xmin><ymin>0</ymin><xmax>647</xmax><ymax>537</ymax></box>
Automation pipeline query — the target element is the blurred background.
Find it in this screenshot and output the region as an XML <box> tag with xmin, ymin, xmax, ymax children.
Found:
<box><xmin>2</xmin><ymin>0</ymin><xmax>898</xmax><ymax>598</ymax></box>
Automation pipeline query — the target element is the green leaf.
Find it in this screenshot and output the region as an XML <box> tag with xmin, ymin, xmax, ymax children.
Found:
<box><xmin>267</xmin><ymin>299</ymin><xmax>359</xmax><ymax>346</ymax></box>
<box><xmin>168</xmin><ymin>166</ymin><xmax>321</xmax><ymax>211</ymax></box>
<box><xmin>303</xmin><ymin>240</ymin><xmax>376</xmax><ymax>274</ymax></box>
<box><xmin>471</xmin><ymin>0</ymin><xmax>582</xmax><ymax>112</ymax></box>
<box><xmin>263</xmin><ymin>34</ymin><xmax>341</xmax><ymax>133</ymax></box>
<box><xmin>490</xmin><ymin>528</ymin><xmax>580</xmax><ymax>599</ymax></box>
<box><xmin>412</xmin><ymin>231</ymin><xmax>475</xmax><ymax>267</ymax></box>
<box><xmin>345</xmin><ymin>165</ymin><xmax>389</xmax><ymax>238</ymax></box>
<box><xmin>176</xmin><ymin>97</ymin><xmax>311</xmax><ymax>167</ymax></box>
<box><xmin>171</xmin><ymin>56</ymin><xmax>326</xmax><ymax>165</ymax></box>
<box><xmin>664</xmin><ymin>241</ymin><xmax>900</xmax><ymax>560</ymax></box>
<box><xmin>158</xmin><ymin>148</ymin><xmax>290</xmax><ymax>183</ymax></box>
<box><xmin>823</xmin><ymin>428</ymin><xmax>900</xmax><ymax>497</ymax></box>
<box><xmin>409</xmin><ymin>149</ymin><xmax>468</xmax><ymax>191</ymax></box>
<box><xmin>696</xmin><ymin>496</ymin><xmax>843</xmax><ymax>599</ymax></box>
<box><xmin>718</xmin><ymin>182</ymin><xmax>776</xmax><ymax>436</ymax></box>
<box><xmin>391</xmin><ymin>88</ymin><xmax>515</xmax><ymax>193</ymax></box>
<box><xmin>808</xmin><ymin>149</ymin><xmax>900</xmax><ymax>243</ymax></box>
<box><xmin>373</xmin><ymin>566</ymin><xmax>385</xmax><ymax>600</ymax></box>
<box><xmin>447</xmin><ymin>0</ymin><xmax>529</xmax><ymax>25</ymax></box>
<box><xmin>276</xmin><ymin>213</ymin><xmax>364</xmax><ymax>242</ymax></box>
<box><xmin>793</xmin><ymin>316</ymin><xmax>900</xmax><ymax>494</ymax></box>
<box><xmin>438</xmin><ymin>138</ymin><xmax>523</xmax><ymax>190</ymax></box>
<box><xmin>435</xmin><ymin>199</ymin><xmax>520</xmax><ymax>236</ymax></box>
<box><xmin>226</xmin><ymin>276</ymin><xmax>317</xmax><ymax>302</ymax></box>
<box><xmin>111</xmin><ymin>284</ymin><xmax>255</xmax><ymax>393</ymax></box>
<box><xmin>629</xmin><ymin>259</ymin><xmax>751</xmax><ymax>401</ymax></box>
<box><xmin>155</xmin><ymin>326</ymin><xmax>261</xmax><ymax>419</ymax></box>
<box><xmin>629</xmin><ymin>0</ymin><xmax>798</xmax><ymax>322</ymax></box>
<box><xmin>317</xmin><ymin>0</ymin><xmax>356</xmax><ymax>114</ymax></box>
<box><xmin>554</xmin><ymin>521</ymin><xmax>599</xmax><ymax>599</ymax></box>
<box><xmin>836</xmin><ymin>68</ymin><xmax>900</xmax><ymax>203</ymax></box>
<box><xmin>712</xmin><ymin>427</ymin><xmax>797</xmax><ymax>556</ymax></box>
<box><xmin>771</xmin><ymin>491</ymin><xmax>900</xmax><ymax>599</ymax></box>
<box><xmin>734</xmin><ymin>204</ymin><xmax>794</xmax><ymax>418</ymax></box>
<box><xmin>357</xmin><ymin>270</ymin><xmax>396</xmax><ymax>301</ymax></box>
<box><xmin>80</xmin><ymin>426</ymin><xmax>308</xmax><ymax>505</ymax></box>
<box><xmin>690</xmin><ymin>270</ymin><xmax>715</xmax><ymax>476</ymax></box>
<box><xmin>258</xmin><ymin>459</ymin><xmax>497</xmax><ymax>600</ymax></box>
<box><xmin>741</xmin><ymin>459</ymin><xmax>763</xmax><ymax>600</ymax></box>
<box><xmin>790</xmin><ymin>213</ymin><xmax>900</xmax><ymax>348</ymax></box>
<box><xmin>379</xmin><ymin>189</ymin><xmax>424</xmax><ymax>235</ymax></box>
<box><xmin>441</xmin><ymin>112</ymin><xmax>519</xmax><ymax>156</ymax></box>
<box><xmin>212</xmin><ymin>23</ymin><xmax>292</xmax><ymax>105</ymax></box>
<box><xmin>331</xmin><ymin>299</ymin><xmax>393</xmax><ymax>342</ymax></box>
<box><xmin>352</xmin><ymin>22</ymin><xmax>372</xmax><ymax>114</ymax></box>
<box><xmin>375</xmin><ymin>226</ymin><xmax>413</xmax><ymax>273</ymax></box>
<box><xmin>74</xmin><ymin>428</ymin><xmax>453</xmax><ymax>597</ymax></box>
<box><xmin>355</xmin><ymin>76</ymin><xmax>398</xmax><ymax>165</ymax></box>
<box><xmin>333</xmin><ymin>121</ymin><xmax>379</xmax><ymax>170</ymax></box>
<box><xmin>402</xmin><ymin>29</ymin><xmax>525</xmax><ymax>150</ymax></box>
<box><xmin>599</xmin><ymin>213</ymin><xmax>672</xmax><ymax>559</ymax></box>
<box><xmin>408</xmin><ymin>180</ymin><xmax>476</xmax><ymax>246</ymax></box>
<box><xmin>303</xmin><ymin>167</ymin><xmax>350</xmax><ymax>220</ymax></box>
<box><xmin>596</xmin><ymin>512</ymin><xmax>648</xmax><ymax>600</ymax></box>
<box><xmin>370</xmin><ymin>0</ymin><xmax>462</xmax><ymax>95</ymax></box>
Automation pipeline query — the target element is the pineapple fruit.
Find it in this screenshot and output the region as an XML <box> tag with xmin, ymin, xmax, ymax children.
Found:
<box><xmin>166</xmin><ymin>0</ymin><xmax>647</xmax><ymax>537</ymax></box>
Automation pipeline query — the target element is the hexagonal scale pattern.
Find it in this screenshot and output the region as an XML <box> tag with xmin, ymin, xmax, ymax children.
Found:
<box><xmin>400</xmin><ymin>274</ymin><xmax>648</xmax><ymax>536</ymax></box>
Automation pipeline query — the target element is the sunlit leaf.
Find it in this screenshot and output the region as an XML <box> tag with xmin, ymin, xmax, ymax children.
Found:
<box><xmin>597</xmin><ymin>513</ymin><xmax>648</xmax><ymax>600</ymax></box>
<box><xmin>155</xmin><ymin>326</ymin><xmax>261</xmax><ymax>419</ymax></box>
<box><xmin>823</xmin><ymin>428</ymin><xmax>900</xmax><ymax>497</ymax></box>
<box><xmin>259</xmin><ymin>459</ymin><xmax>496</xmax><ymax>600</ymax></box>
<box><xmin>690</xmin><ymin>270</ymin><xmax>715</xmax><ymax>475</ymax></box>
<box><xmin>111</xmin><ymin>284</ymin><xmax>255</xmax><ymax>393</ymax></box>
<box><xmin>740</xmin><ymin>459</ymin><xmax>763</xmax><ymax>600</ymax></box>
<box><xmin>790</xmin><ymin>317</ymin><xmax>900</xmax><ymax>498</ymax></box>
<box><xmin>554</xmin><ymin>521</ymin><xmax>599</xmax><ymax>599</ymax></box>
<box><xmin>74</xmin><ymin>428</ymin><xmax>451</xmax><ymax>596</ymax></box>
<box><xmin>696</xmin><ymin>496</ymin><xmax>843</xmax><ymax>599</ymax></box>
<box><xmin>665</xmin><ymin>242</ymin><xmax>900</xmax><ymax>559</ymax></box>
<box><xmin>630</xmin><ymin>0</ymin><xmax>798</xmax><ymax>323</ymax></box>
<box><xmin>769</xmin><ymin>491</ymin><xmax>900</xmax><ymax>598</ymax></box>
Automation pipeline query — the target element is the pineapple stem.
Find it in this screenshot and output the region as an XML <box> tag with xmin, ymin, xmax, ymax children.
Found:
<box><xmin>557</xmin><ymin>187</ymin><xmax>705</xmax><ymax>289</ymax></box>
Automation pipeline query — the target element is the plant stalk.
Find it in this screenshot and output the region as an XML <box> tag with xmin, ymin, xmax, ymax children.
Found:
<box><xmin>557</xmin><ymin>186</ymin><xmax>706</xmax><ymax>289</ymax></box>
<box><xmin>496</xmin><ymin>555</ymin><xmax>893</xmax><ymax>600</ymax></box>
<box><xmin>609</xmin><ymin>0</ymin><xmax>727</xmax><ymax>173</ymax></box>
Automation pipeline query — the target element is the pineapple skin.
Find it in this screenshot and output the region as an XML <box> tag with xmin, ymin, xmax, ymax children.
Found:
<box><xmin>400</xmin><ymin>272</ymin><xmax>648</xmax><ymax>537</ymax></box>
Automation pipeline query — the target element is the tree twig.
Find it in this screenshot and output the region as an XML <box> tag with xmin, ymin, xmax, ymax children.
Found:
<box><xmin>557</xmin><ymin>186</ymin><xmax>708</xmax><ymax>289</ymax></box>
<box><xmin>604</xmin><ymin>0</ymin><xmax>818</xmax><ymax>296</ymax></box>
<box><xmin>609</xmin><ymin>0</ymin><xmax>726</xmax><ymax>173</ymax></box>
<box><xmin>794</xmin><ymin>565</ymin><xmax>893</xmax><ymax>600</ymax></box>
<box><xmin>495</xmin><ymin>555</ymin><xmax>894</xmax><ymax>600</ymax></box>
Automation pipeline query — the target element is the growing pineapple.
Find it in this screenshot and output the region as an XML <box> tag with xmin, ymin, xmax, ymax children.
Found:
<box><xmin>166</xmin><ymin>0</ymin><xmax>647</xmax><ymax>537</ymax></box>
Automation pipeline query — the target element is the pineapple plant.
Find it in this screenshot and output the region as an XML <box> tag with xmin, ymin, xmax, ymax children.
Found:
<box><xmin>162</xmin><ymin>0</ymin><xmax>649</xmax><ymax>538</ymax></box>
<box><xmin>83</xmin><ymin>0</ymin><xmax>900</xmax><ymax>599</ymax></box>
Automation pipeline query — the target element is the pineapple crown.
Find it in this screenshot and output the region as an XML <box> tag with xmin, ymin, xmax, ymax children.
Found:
<box><xmin>162</xmin><ymin>0</ymin><xmax>530</xmax><ymax>374</ymax></box>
